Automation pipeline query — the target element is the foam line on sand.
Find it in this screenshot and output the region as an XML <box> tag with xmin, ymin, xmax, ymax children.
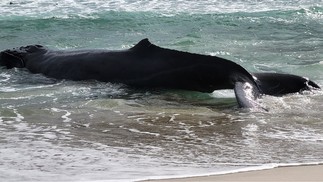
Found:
<box><xmin>141</xmin><ymin>164</ymin><xmax>323</xmax><ymax>182</ymax></box>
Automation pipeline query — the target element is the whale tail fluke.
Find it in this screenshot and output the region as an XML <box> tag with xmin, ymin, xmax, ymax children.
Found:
<box><xmin>253</xmin><ymin>73</ymin><xmax>320</xmax><ymax>96</ymax></box>
<box><xmin>234</xmin><ymin>73</ymin><xmax>321</xmax><ymax>111</ymax></box>
<box><xmin>308</xmin><ymin>79</ymin><xmax>320</xmax><ymax>90</ymax></box>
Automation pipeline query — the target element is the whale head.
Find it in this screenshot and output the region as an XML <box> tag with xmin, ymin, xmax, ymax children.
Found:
<box><xmin>0</xmin><ymin>45</ymin><xmax>44</xmax><ymax>69</ymax></box>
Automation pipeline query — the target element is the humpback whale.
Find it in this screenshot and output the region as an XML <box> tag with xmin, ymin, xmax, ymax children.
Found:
<box><xmin>0</xmin><ymin>39</ymin><xmax>320</xmax><ymax>109</ymax></box>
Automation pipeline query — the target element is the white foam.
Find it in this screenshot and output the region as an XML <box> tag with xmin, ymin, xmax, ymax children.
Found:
<box><xmin>0</xmin><ymin>73</ymin><xmax>11</xmax><ymax>82</ymax></box>
<box><xmin>51</xmin><ymin>108</ymin><xmax>72</xmax><ymax>122</ymax></box>
<box><xmin>264</xmin><ymin>126</ymin><xmax>323</xmax><ymax>142</ymax></box>
<box><xmin>134</xmin><ymin>162</ymin><xmax>323</xmax><ymax>182</ymax></box>
<box><xmin>1</xmin><ymin>0</ymin><xmax>322</xmax><ymax>19</ymax></box>
<box><xmin>128</xmin><ymin>128</ymin><xmax>160</xmax><ymax>137</ymax></box>
<box><xmin>211</xmin><ymin>90</ymin><xmax>235</xmax><ymax>98</ymax></box>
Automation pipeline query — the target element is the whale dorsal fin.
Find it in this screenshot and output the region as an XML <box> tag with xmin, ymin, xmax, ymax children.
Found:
<box><xmin>131</xmin><ymin>38</ymin><xmax>153</xmax><ymax>51</ymax></box>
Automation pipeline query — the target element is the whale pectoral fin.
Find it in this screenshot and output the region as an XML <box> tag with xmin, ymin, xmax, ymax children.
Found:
<box><xmin>234</xmin><ymin>82</ymin><xmax>265</xmax><ymax>110</ymax></box>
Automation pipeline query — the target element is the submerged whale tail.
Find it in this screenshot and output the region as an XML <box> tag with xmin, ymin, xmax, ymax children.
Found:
<box><xmin>233</xmin><ymin>72</ymin><xmax>321</xmax><ymax>110</ymax></box>
<box><xmin>308</xmin><ymin>79</ymin><xmax>321</xmax><ymax>90</ymax></box>
<box><xmin>253</xmin><ymin>73</ymin><xmax>320</xmax><ymax>96</ymax></box>
<box><xmin>233</xmin><ymin>72</ymin><xmax>320</xmax><ymax>110</ymax></box>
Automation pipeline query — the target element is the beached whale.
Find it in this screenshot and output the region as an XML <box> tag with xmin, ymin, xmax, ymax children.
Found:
<box><xmin>0</xmin><ymin>38</ymin><xmax>320</xmax><ymax>109</ymax></box>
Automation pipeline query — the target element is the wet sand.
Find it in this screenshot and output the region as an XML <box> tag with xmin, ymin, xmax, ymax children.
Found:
<box><xmin>142</xmin><ymin>164</ymin><xmax>323</xmax><ymax>181</ymax></box>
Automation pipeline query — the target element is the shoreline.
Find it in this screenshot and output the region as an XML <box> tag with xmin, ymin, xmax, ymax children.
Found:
<box><xmin>140</xmin><ymin>164</ymin><xmax>323</xmax><ymax>182</ymax></box>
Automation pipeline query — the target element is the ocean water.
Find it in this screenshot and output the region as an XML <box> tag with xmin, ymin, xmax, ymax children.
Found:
<box><xmin>1</xmin><ymin>0</ymin><xmax>323</xmax><ymax>181</ymax></box>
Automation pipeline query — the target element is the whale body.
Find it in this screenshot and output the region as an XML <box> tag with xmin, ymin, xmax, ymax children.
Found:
<box><xmin>0</xmin><ymin>39</ymin><xmax>320</xmax><ymax>109</ymax></box>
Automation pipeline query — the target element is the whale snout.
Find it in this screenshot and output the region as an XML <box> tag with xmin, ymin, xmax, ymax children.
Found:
<box><xmin>0</xmin><ymin>45</ymin><xmax>45</xmax><ymax>69</ymax></box>
<box><xmin>0</xmin><ymin>49</ymin><xmax>26</xmax><ymax>69</ymax></box>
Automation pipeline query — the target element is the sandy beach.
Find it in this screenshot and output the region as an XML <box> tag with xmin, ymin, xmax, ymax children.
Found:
<box><xmin>143</xmin><ymin>164</ymin><xmax>323</xmax><ymax>182</ymax></box>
